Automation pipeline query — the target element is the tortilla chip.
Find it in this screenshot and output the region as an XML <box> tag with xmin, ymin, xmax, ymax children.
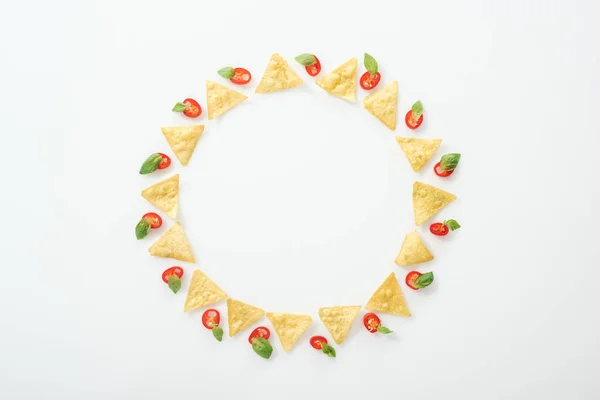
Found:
<box><xmin>395</xmin><ymin>231</ymin><xmax>433</xmax><ymax>266</ymax></box>
<box><xmin>266</xmin><ymin>312</ymin><xmax>312</xmax><ymax>352</ymax></box>
<box><xmin>149</xmin><ymin>222</ymin><xmax>195</xmax><ymax>263</ymax></box>
<box><xmin>316</xmin><ymin>58</ymin><xmax>358</xmax><ymax>102</ymax></box>
<box><xmin>318</xmin><ymin>305</ymin><xmax>361</xmax><ymax>344</ymax></box>
<box><xmin>363</xmin><ymin>81</ymin><xmax>398</xmax><ymax>130</ymax></box>
<box><xmin>395</xmin><ymin>137</ymin><xmax>442</xmax><ymax>172</ymax></box>
<box><xmin>255</xmin><ymin>53</ymin><xmax>303</xmax><ymax>94</ymax></box>
<box><xmin>227</xmin><ymin>298</ymin><xmax>265</xmax><ymax>337</ymax></box>
<box><xmin>413</xmin><ymin>181</ymin><xmax>457</xmax><ymax>225</ymax></box>
<box><xmin>366</xmin><ymin>272</ymin><xmax>411</xmax><ymax>317</ymax></box>
<box><xmin>183</xmin><ymin>269</ymin><xmax>227</xmax><ymax>312</ymax></box>
<box><xmin>161</xmin><ymin>125</ymin><xmax>204</xmax><ymax>166</ymax></box>
<box><xmin>206</xmin><ymin>80</ymin><xmax>247</xmax><ymax>120</ymax></box>
<box><xmin>141</xmin><ymin>174</ymin><xmax>179</xmax><ymax>219</ymax></box>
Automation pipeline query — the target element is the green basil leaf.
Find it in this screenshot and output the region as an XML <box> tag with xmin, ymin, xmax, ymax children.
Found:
<box><xmin>364</xmin><ymin>53</ymin><xmax>378</xmax><ymax>75</ymax></box>
<box><xmin>168</xmin><ymin>275</ymin><xmax>181</xmax><ymax>294</ymax></box>
<box><xmin>251</xmin><ymin>337</ymin><xmax>273</xmax><ymax>359</ymax></box>
<box><xmin>295</xmin><ymin>53</ymin><xmax>316</xmax><ymax>66</ymax></box>
<box><xmin>139</xmin><ymin>153</ymin><xmax>163</xmax><ymax>175</ymax></box>
<box><xmin>172</xmin><ymin>102</ymin><xmax>188</xmax><ymax>112</ymax></box>
<box><xmin>440</xmin><ymin>153</ymin><xmax>461</xmax><ymax>171</ymax></box>
<box><xmin>135</xmin><ymin>218</ymin><xmax>151</xmax><ymax>240</ymax></box>
<box><xmin>377</xmin><ymin>326</ymin><xmax>393</xmax><ymax>334</ymax></box>
<box><xmin>444</xmin><ymin>219</ymin><xmax>461</xmax><ymax>231</ymax></box>
<box><xmin>412</xmin><ymin>101</ymin><xmax>424</xmax><ymax>119</ymax></box>
<box><xmin>415</xmin><ymin>272</ymin><xmax>434</xmax><ymax>289</ymax></box>
<box><xmin>321</xmin><ymin>343</ymin><xmax>336</xmax><ymax>358</ymax></box>
<box><xmin>217</xmin><ymin>67</ymin><xmax>235</xmax><ymax>79</ymax></box>
<box><xmin>212</xmin><ymin>326</ymin><xmax>223</xmax><ymax>342</ymax></box>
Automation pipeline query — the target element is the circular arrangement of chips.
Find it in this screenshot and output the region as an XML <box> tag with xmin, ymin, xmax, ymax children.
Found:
<box><xmin>138</xmin><ymin>53</ymin><xmax>459</xmax><ymax>357</ymax></box>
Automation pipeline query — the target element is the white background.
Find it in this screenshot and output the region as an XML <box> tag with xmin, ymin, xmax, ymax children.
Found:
<box><xmin>1</xmin><ymin>0</ymin><xmax>599</xmax><ymax>399</ymax></box>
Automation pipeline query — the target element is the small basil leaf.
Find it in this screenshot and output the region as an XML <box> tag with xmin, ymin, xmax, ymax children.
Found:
<box><xmin>412</xmin><ymin>101</ymin><xmax>424</xmax><ymax>119</ymax></box>
<box><xmin>251</xmin><ymin>337</ymin><xmax>273</xmax><ymax>359</ymax></box>
<box><xmin>295</xmin><ymin>53</ymin><xmax>316</xmax><ymax>66</ymax></box>
<box><xmin>444</xmin><ymin>219</ymin><xmax>461</xmax><ymax>231</ymax></box>
<box><xmin>377</xmin><ymin>326</ymin><xmax>393</xmax><ymax>334</ymax></box>
<box><xmin>321</xmin><ymin>343</ymin><xmax>336</xmax><ymax>358</ymax></box>
<box><xmin>415</xmin><ymin>272</ymin><xmax>434</xmax><ymax>288</ymax></box>
<box><xmin>364</xmin><ymin>53</ymin><xmax>378</xmax><ymax>75</ymax></box>
<box><xmin>217</xmin><ymin>67</ymin><xmax>235</xmax><ymax>79</ymax></box>
<box><xmin>168</xmin><ymin>275</ymin><xmax>181</xmax><ymax>294</ymax></box>
<box><xmin>135</xmin><ymin>218</ymin><xmax>151</xmax><ymax>240</ymax></box>
<box><xmin>212</xmin><ymin>326</ymin><xmax>223</xmax><ymax>342</ymax></box>
<box><xmin>440</xmin><ymin>153</ymin><xmax>461</xmax><ymax>171</ymax></box>
<box><xmin>172</xmin><ymin>102</ymin><xmax>187</xmax><ymax>112</ymax></box>
<box><xmin>139</xmin><ymin>153</ymin><xmax>163</xmax><ymax>174</ymax></box>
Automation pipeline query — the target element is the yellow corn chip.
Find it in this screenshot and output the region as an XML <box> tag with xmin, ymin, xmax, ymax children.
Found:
<box><xmin>149</xmin><ymin>222</ymin><xmax>195</xmax><ymax>263</ymax></box>
<box><xmin>366</xmin><ymin>273</ymin><xmax>411</xmax><ymax>317</ymax></box>
<box><xmin>318</xmin><ymin>305</ymin><xmax>361</xmax><ymax>344</ymax></box>
<box><xmin>141</xmin><ymin>174</ymin><xmax>179</xmax><ymax>219</ymax></box>
<box><xmin>413</xmin><ymin>181</ymin><xmax>457</xmax><ymax>225</ymax></box>
<box><xmin>206</xmin><ymin>80</ymin><xmax>247</xmax><ymax>120</ymax></box>
<box><xmin>316</xmin><ymin>58</ymin><xmax>358</xmax><ymax>102</ymax></box>
<box><xmin>161</xmin><ymin>125</ymin><xmax>204</xmax><ymax>166</ymax></box>
<box><xmin>395</xmin><ymin>231</ymin><xmax>433</xmax><ymax>266</ymax></box>
<box><xmin>266</xmin><ymin>312</ymin><xmax>312</xmax><ymax>352</ymax></box>
<box><xmin>363</xmin><ymin>81</ymin><xmax>398</xmax><ymax>130</ymax></box>
<box><xmin>255</xmin><ymin>53</ymin><xmax>303</xmax><ymax>94</ymax></box>
<box><xmin>227</xmin><ymin>298</ymin><xmax>265</xmax><ymax>337</ymax></box>
<box><xmin>395</xmin><ymin>137</ymin><xmax>442</xmax><ymax>172</ymax></box>
<box><xmin>183</xmin><ymin>269</ymin><xmax>227</xmax><ymax>312</ymax></box>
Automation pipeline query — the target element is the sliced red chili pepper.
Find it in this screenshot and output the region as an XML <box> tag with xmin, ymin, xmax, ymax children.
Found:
<box><xmin>202</xmin><ymin>309</ymin><xmax>221</xmax><ymax>329</ymax></box>
<box><xmin>157</xmin><ymin>153</ymin><xmax>171</xmax><ymax>170</ymax></box>
<box><xmin>310</xmin><ymin>335</ymin><xmax>328</xmax><ymax>350</ymax></box>
<box><xmin>405</xmin><ymin>110</ymin><xmax>424</xmax><ymax>129</ymax></box>
<box><xmin>305</xmin><ymin>56</ymin><xmax>321</xmax><ymax>76</ymax></box>
<box><xmin>363</xmin><ymin>313</ymin><xmax>381</xmax><ymax>333</ymax></box>
<box><xmin>142</xmin><ymin>212</ymin><xmax>162</xmax><ymax>229</ymax></box>
<box><xmin>359</xmin><ymin>71</ymin><xmax>381</xmax><ymax>90</ymax></box>
<box><xmin>430</xmin><ymin>222</ymin><xmax>449</xmax><ymax>236</ymax></box>
<box><xmin>230</xmin><ymin>68</ymin><xmax>251</xmax><ymax>85</ymax></box>
<box><xmin>248</xmin><ymin>326</ymin><xmax>270</xmax><ymax>344</ymax></box>
<box><xmin>182</xmin><ymin>98</ymin><xmax>202</xmax><ymax>118</ymax></box>
<box><xmin>434</xmin><ymin>162</ymin><xmax>454</xmax><ymax>177</ymax></box>
<box><xmin>161</xmin><ymin>266</ymin><xmax>183</xmax><ymax>283</ymax></box>
<box><xmin>406</xmin><ymin>271</ymin><xmax>422</xmax><ymax>290</ymax></box>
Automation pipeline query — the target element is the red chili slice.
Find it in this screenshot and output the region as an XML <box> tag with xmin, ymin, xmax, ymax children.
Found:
<box><xmin>309</xmin><ymin>335</ymin><xmax>328</xmax><ymax>350</ymax></box>
<box><xmin>430</xmin><ymin>222</ymin><xmax>449</xmax><ymax>236</ymax></box>
<box><xmin>359</xmin><ymin>71</ymin><xmax>381</xmax><ymax>90</ymax></box>
<box><xmin>157</xmin><ymin>153</ymin><xmax>171</xmax><ymax>170</ymax></box>
<box><xmin>434</xmin><ymin>162</ymin><xmax>454</xmax><ymax>177</ymax></box>
<box><xmin>405</xmin><ymin>110</ymin><xmax>424</xmax><ymax>129</ymax></box>
<box><xmin>248</xmin><ymin>326</ymin><xmax>270</xmax><ymax>344</ymax></box>
<box><xmin>406</xmin><ymin>271</ymin><xmax>422</xmax><ymax>290</ymax></box>
<box><xmin>161</xmin><ymin>266</ymin><xmax>183</xmax><ymax>283</ymax></box>
<box><xmin>202</xmin><ymin>309</ymin><xmax>221</xmax><ymax>329</ymax></box>
<box><xmin>142</xmin><ymin>212</ymin><xmax>162</xmax><ymax>229</ymax></box>
<box><xmin>182</xmin><ymin>98</ymin><xmax>201</xmax><ymax>118</ymax></box>
<box><xmin>305</xmin><ymin>55</ymin><xmax>321</xmax><ymax>76</ymax></box>
<box><xmin>230</xmin><ymin>68</ymin><xmax>251</xmax><ymax>85</ymax></box>
<box><xmin>363</xmin><ymin>313</ymin><xmax>381</xmax><ymax>333</ymax></box>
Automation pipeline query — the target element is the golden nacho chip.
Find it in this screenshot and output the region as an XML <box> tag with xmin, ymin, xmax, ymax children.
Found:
<box><xmin>366</xmin><ymin>272</ymin><xmax>411</xmax><ymax>316</ymax></box>
<box><xmin>316</xmin><ymin>57</ymin><xmax>358</xmax><ymax>102</ymax></box>
<box><xmin>206</xmin><ymin>80</ymin><xmax>247</xmax><ymax>120</ymax></box>
<box><xmin>266</xmin><ymin>312</ymin><xmax>312</xmax><ymax>352</ymax></box>
<box><xmin>183</xmin><ymin>269</ymin><xmax>227</xmax><ymax>312</ymax></box>
<box><xmin>227</xmin><ymin>298</ymin><xmax>265</xmax><ymax>337</ymax></box>
<box><xmin>149</xmin><ymin>222</ymin><xmax>195</xmax><ymax>262</ymax></box>
<box><xmin>413</xmin><ymin>181</ymin><xmax>457</xmax><ymax>225</ymax></box>
<box><xmin>395</xmin><ymin>137</ymin><xmax>442</xmax><ymax>172</ymax></box>
<box><xmin>318</xmin><ymin>305</ymin><xmax>361</xmax><ymax>344</ymax></box>
<box><xmin>395</xmin><ymin>231</ymin><xmax>433</xmax><ymax>266</ymax></box>
<box><xmin>141</xmin><ymin>174</ymin><xmax>179</xmax><ymax>219</ymax></box>
<box><xmin>363</xmin><ymin>81</ymin><xmax>398</xmax><ymax>130</ymax></box>
<box><xmin>161</xmin><ymin>125</ymin><xmax>204</xmax><ymax>166</ymax></box>
<box><xmin>255</xmin><ymin>53</ymin><xmax>303</xmax><ymax>94</ymax></box>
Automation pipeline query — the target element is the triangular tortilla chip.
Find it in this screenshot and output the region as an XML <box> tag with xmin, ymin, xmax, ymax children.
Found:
<box><xmin>149</xmin><ymin>222</ymin><xmax>195</xmax><ymax>263</ymax></box>
<box><xmin>255</xmin><ymin>53</ymin><xmax>303</xmax><ymax>94</ymax></box>
<box><xmin>227</xmin><ymin>298</ymin><xmax>265</xmax><ymax>337</ymax></box>
<box><xmin>266</xmin><ymin>312</ymin><xmax>312</xmax><ymax>352</ymax></box>
<box><xmin>366</xmin><ymin>273</ymin><xmax>411</xmax><ymax>317</ymax></box>
<box><xmin>161</xmin><ymin>125</ymin><xmax>204</xmax><ymax>166</ymax></box>
<box><xmin>395</xmin><ymin>137</ymin><xmax>442</xmax><ymax>172</ymax></box>
<box><xmin>141</xmin><ymin>174</ymin><xmax>179</xmax><ymax>219</ymax></box>
<box><xmin>183</xmin><ymin>269</ymin><xmax>227</xmax><ymax>312</ymax></box>
<box><xmin>413</xmin><ymin>181</ymin><xmax>457</xmax><ymax>225</ymax></box>
<box><xmin>363</xmin><ymin>81</ymin><xmax>398</xmax><ymax>130</ymax></box>
<box><xmin>206</xmin><ymin>80</ymin><xmax>247</xmax><ymax>120</ymax></box>
<box><xmin>318</xmin><ymin>305</ymin><xmax>361</xmax><ymax>344</ymax></box>
<box><xmin>316</xmin><ymin>58</ymin><xmax>358</xmax><ymax>102</ymax></box>
<box><xmin>395</xmin><ymin>231</ymin><xmax>433</xmax><ymax>266</ymax></box>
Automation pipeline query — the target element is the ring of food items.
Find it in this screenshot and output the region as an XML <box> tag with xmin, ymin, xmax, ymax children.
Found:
<box><xmin>135</xmin><ymin>52</ymin><xmax>461</xmax><ymax>359</ymax></box>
